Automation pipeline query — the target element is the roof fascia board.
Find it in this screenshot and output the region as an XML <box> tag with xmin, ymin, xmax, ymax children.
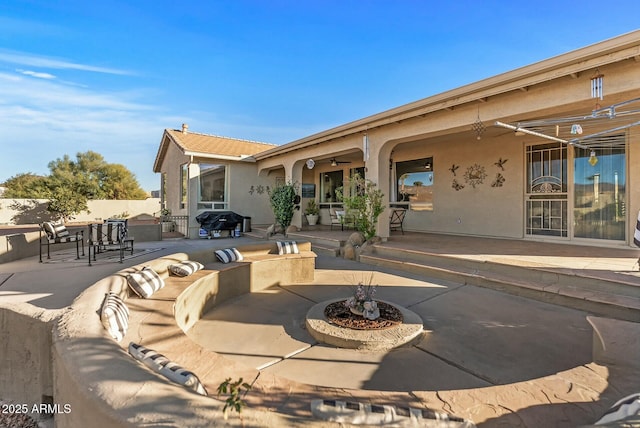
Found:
<box><xmin>184</xmin><ymin>151</ymin><xmax>257</xmax><ymax>162</ymax></box>
<box><xmin>152</xmin><ymin>130</ymin><xmax>173</xmax><ymax>172</ymax></box>
<box><xmin>254</xmin><ymin>30</ymin><xmax>640</xmax><ymax>160</ymax></box>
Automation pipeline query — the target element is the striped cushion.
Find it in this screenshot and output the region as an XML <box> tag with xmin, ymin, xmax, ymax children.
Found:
<box><xmin>90</xmin><ymin>223</ymin><xmax>121</xmax><ymax>244</ymax></box>
<box><xmin>42</xmin><ymin>222</ymin><xmax>57</xmax><ymax>239</ymax></box>
<box><xmin>214</xmin><ymin>248</ymin><xmax>243</xmax><ymax>263</ymax></box>
<box><xmin>100</xmin><ymin>292</ymin><xmax>129</xmax><ymax>342</ymax></box>
<box><xmin>169</xmin><ymin>261</ymin><xmax>204</xmax><ymax>277</ymax></box>
<box><xmin>277</xmin><ymin>240</ymin><xmax>299</xmax><ymax>255</ymax></box>
<box><xmin>53</xmin><ymin>223</ymin><xmax>69</xmax><ymax>238</ymax></box>
<box><xmin>128</xmin><ymin>343</ymin><xmax>207</xmax><ymax>396</ymax></box>
<box><xmin>127</xmin><ymin>267</ymin><xmax>165</xmax><ymax>298</ymax></box>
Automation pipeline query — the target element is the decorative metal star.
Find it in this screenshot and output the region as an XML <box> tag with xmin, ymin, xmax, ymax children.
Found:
<box><xmin>449</xmin><ymin>164</ymin><xmax>459</xmax><ymax>176</ymax></box>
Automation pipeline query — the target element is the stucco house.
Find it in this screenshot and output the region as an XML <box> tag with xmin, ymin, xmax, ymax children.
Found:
<box><xmin>153</xmin><ymin>125</ymin><xmax>279</xmax><ymax>236</ymax></box>
<box><xmin>155</xmin><ymin>30</ymin><xmax>640</xmax><ymax>247</ymax></box>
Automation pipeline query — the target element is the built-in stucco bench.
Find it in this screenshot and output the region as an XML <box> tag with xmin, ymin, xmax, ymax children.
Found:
<box><xmin>53</xmin><ymin>241</ymin><xmax>448</xmax><ymax>427</ymax></box>
<box><xmin>51</xmin><ymin>241</ymin><xmax>330</xmax><ymax>426</ymax></box>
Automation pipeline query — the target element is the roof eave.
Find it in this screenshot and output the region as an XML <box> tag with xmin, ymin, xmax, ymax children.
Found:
<box><xmin>254</xmin><ymin>30</ymin><xmax>640</xmax><ymax>160</ymax></box>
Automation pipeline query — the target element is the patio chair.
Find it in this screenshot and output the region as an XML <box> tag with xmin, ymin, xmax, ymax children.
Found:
<box><xmin>39</xmin><ymin>222</ymin><xmax>85</xmax><ymax>262</ymax></box>
<box><xmin>88</xmin><ymin>221</ymin><xmax>134</xmax><ymax>266</ymax></box>
<box><xmin>330</xmin><ymin>208</ymin><xmax>344</xmax><ymax>231</ymax></box>
<box><xmin>389</xmin><ymin>208</ymin><xmax>407</xmax><ymax>235</ymax></box>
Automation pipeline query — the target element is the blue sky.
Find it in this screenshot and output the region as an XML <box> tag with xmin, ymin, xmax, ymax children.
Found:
<box><xmin>1</xmin><ymin>1</ymin><xmax>638</xmax><ymax>192</ymax></box>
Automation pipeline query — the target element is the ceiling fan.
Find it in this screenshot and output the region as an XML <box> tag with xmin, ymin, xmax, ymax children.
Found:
<box><xmin>329</xmin><ymin>158</ymin><xmax>351</xmax><ymax>167</ymax></box>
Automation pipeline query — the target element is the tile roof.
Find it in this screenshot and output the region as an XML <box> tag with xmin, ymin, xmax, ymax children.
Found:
<box><xmin>154</xmin><ymin>128</ymin><xmax>276</xmax><ymax>172</ymax></box>
<box><xmin>166</xmin><ymin>129</ymin><xmax>276</xmax><ymax>157</ymax></box>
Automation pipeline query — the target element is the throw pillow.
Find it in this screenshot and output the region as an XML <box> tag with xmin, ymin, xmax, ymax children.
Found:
<box><xmin>277</xmin><ymin>240</ymin><xmax>299</xmax><ymax>255</ymax></box>
<box><xmin>128</xmin><ymin>343</ymin><xmax>207</xmax><ymax>396</ymax></box>
<box><xmin>100</xmin><ymin>292</ymin><xmax>130</xmax><ymax>342</ymax></box>
<box><xmin>53</xmin><ymin>223</ymin><xmax>70</xmax><ymax>238</ymax></box>
<box><xmin>42</xmin><ymin>222</ymin><xmax>57</xmax><ymax>239</ymax></box>
<box><xmin>169</xmin><ymin>261</ymin><xmax>204</xmax><ymax>277</ymax></box>
<box><xmin>214</xmin><ymin>248</ymin><xmax>243</xmax><ymax>263</ymax></box>
<box><xmin>127</xmin><ymin>267</ymin><xmax>165</xmax><ymax>298</ymax></box>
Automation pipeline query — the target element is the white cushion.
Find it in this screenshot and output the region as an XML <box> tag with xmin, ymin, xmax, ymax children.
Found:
<box><xmin>100</xmin><ymin>292</ymin><xmax>129</xmax><ymax>342</ymax></box>
<box><xmin>277</xmin><ymin>241</ymin><xmax>299</xmax><ymax>255</ymax></box>
<box><xmin>128</xmin><ymin>343</ymin><xmax>207</xmax><ymax>396</ymax></box>
<box><xmin>53</xmin><ymin>223</ymin><xmax>69</xmax><ymax>238</ymax></box>
<box><xmin>127</xmin><ymin>267</ymin><xmax>165</xmax><ymax>298</ymax></box>
<box><xmin>214</xmin><ymin>248</ymin><xmax>243</xmax><ymax>263</ymax></box>
<box><xmin>42</xmin><ymin>222</ymin><xmax>57</xmax><ymax>239</ymax></box>
<box><xmin>169</xmin><ymin>261</ymin><xmax>204</xmax><ymax>277</ymax></box>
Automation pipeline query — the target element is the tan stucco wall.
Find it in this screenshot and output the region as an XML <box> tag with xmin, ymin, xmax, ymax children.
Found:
<box><xmin>227</xmin><ymin>162</ymin><xmax>278</xmax><ymax>225</ymax></box>
<box><xmin>160</xmin><ymin>141</ymin><xmax>190</xmax><ymax>217</ymax></box>
<box><xmin>0</xmin><ymin>198</ymin><xmax>161</xmax><ymax>225</ymax></box>
<box><xmin>0</xmin><ymin>303</ymin><xmax>60</xmax><ymax>407</ymax></box>
<box><xmin>390</xmin><ymin>133</ymin><xmax>525</xmax><ymax>238</ymax></box>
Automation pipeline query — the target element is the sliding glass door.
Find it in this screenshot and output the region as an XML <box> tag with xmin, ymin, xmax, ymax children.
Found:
<box><xmin>573</xmin><ymin>142</ymin><xmax>626</xmax><ymax>241</ymax></box>
<box><xmin>525</xmin><ymin>138</ymin><xmax>627</xmax><ymax>242</ymax></box>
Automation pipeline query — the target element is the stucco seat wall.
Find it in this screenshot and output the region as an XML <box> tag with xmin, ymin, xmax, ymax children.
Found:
<box><xmin>51</xmin><ymin>242</ymin><xmax>331</xmax><ymax>428</ymax></box>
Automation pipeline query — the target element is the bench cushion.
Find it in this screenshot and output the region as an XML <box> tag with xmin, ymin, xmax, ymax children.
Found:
<box><xmin>215</xmin><ymin>248</ymin><xmax>243</xmax><ymax>263</ymax></box>
<box><xmin>100</xmin><ymin>292</ymin><xmax>129</xmax><ymax>342</ymax></box>
<box><xmin>276</xmin><ymin>240</ymin><xmax>299</xmax><ymax>255</ymax></box>
<box><xmin>127</xmin><ymin>267</ymin><xmax>165</xmax><ymax>298</ymax></box>
<box><xmin>169</xmin><ymin>261</ymin><xmax>204</xmax><ymax>277</ymax></box>
<box><xmin>43</xmin><ymin>221</ymin><xmax>70</xmax><ymax>239</ymax></box>
<box><xmin>128</xmin><ymin>343</ymin><xmax>207</xmax><ymax>396</ymax></box>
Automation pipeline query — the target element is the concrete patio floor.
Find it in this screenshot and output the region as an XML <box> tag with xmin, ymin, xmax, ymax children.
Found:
<box><xmin>1</xmin><ymin>232</ymin><xmax>639</xmax><ymax>426</ymax></box>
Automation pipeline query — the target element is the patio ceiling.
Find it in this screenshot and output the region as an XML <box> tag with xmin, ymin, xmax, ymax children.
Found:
<box><xmin>495</xmin><ymin>98</ymin><xmax>640</xmax><ymax>149</ymax></box>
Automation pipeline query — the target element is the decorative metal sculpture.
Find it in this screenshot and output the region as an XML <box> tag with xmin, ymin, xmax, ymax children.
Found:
<box><xmin>494</xmin><ymin>158</ymin><xmax>508</xmax><ymax>171</ymax></box>
<box><xmin>452</xmin><ymin>179</ymin><xmax>465</xmax><ymax>191</ymax></box>
<box><xmin>491</xmin><ymin>173</ymin><xmax>505</xmax><ymax>187</ymax></box>
<box><xmin>463</xmin><ymin>163</ymin><xmax>487</xmax><ymax>188</ymax></box>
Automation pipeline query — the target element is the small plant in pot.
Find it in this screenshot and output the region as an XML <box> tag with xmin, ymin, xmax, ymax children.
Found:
<box><xmin>304</xmin><ymin>200</ymin><xmax>320</xmax><ymax>226</ymax></box>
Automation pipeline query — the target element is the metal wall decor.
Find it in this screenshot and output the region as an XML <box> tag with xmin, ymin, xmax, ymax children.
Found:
<box><xmin>494</xmin><ymin>158</ymin><xmax>508</xmax><ymax>171</ymax></box>
<box><xmin>449</xmin><ymin>164</ymin><xmax>460</xmax><ymax>176</ymax></box>
<box><xmin>249</xmin><ymin>184</ymin><xmax>268</xmax><ymax>195</ymax></box>
<box><xmin>452</xmin><ymin>179</ymin><xmax>465</xmax><ymax>191</ymax></box>
<box><xmin>491</xmin><ymin>173</ymin><xmax>505</xmax><ymax>187</ymax></box>
<box><xmin>463</xmin><ymin>163</ymin><xmax>487</xmax><ymax>188</ymax></box>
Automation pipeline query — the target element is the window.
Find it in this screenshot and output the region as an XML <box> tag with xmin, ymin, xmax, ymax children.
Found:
<box><xmin>180</xmin><ymin>164</ymin><xmax>188</xmax><ymax>209</ymax></box>
<box><xmin>396</xmin><ymin>157</ymin><xmax>433</xmax><ymax>211</ymax></box>
<box><xmin>198</xmin><ymin>163</ymin><xmax>227</xmax><ymax>209</ymax></box>
<box><xmin>320</xmin><ymin>170</ymin><xmax>343</xmax><ymax>203</ymax></box>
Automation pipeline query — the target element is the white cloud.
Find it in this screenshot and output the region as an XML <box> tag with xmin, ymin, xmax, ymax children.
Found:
<box><xmin>18</xmin><ymin>69</ymin><xmax>56</xmax><ymax>80</ymax></box>
<box><xmin>0</xmin><ymin>70</ymin><xmax>166</xmax><ymax>190</ymax></box>
<box><xmin>0</xmin><ymin>49</ymin><xmax>133</xmax><ymax>76</ymax></box>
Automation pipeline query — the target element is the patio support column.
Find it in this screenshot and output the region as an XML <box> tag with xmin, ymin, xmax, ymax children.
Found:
<box><xmin>284</xmin><ymin>160</ymin><xmax>304</xmax><ymax>230</ymax></box>
<box><xmin>367</xmin><ymin>135</ymin><xmax>391</xmax><ymax>240</ymax></box>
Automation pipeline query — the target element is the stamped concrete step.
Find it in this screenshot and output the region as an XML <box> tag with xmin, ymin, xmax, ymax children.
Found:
<box><xmin>311</xmin><ymin>244</ymin><xmax>341</xmax><ymax>257</ymax></box>
<box><xmin>360</xmin><ymin>252</ymin><xmax>640</xmax><ymax>322</ymax></box>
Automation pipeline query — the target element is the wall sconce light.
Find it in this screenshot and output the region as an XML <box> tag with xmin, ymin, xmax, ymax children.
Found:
<box><xmin>330</xmin><ymin>159</ymin><xmax>338</xmax><ymax>167</ymax></box>
<box><xmin>588</xmin><ymin>150</ymin><xmax>598</xmax><ymax>166</ymax></box>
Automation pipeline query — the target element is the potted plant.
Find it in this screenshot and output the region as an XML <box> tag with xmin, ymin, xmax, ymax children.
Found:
<box><xmin>304</xmin><ymin>200</ymin><xmax>320</xmax><ymax>226</ymax></box>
